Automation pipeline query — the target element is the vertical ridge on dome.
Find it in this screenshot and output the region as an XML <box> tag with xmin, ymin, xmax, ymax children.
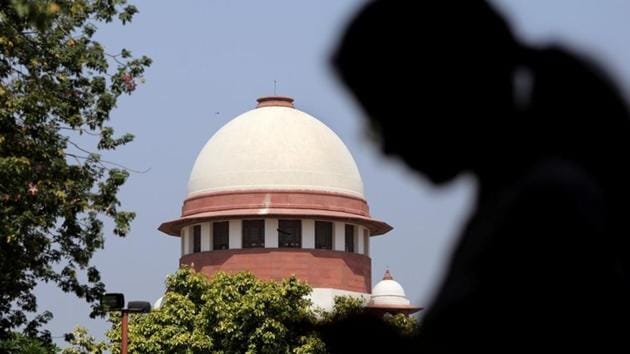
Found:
<box><xmin>256</xmin><ymin>96</ymin><xmax>295</xmax><ymax>108</ymax></box>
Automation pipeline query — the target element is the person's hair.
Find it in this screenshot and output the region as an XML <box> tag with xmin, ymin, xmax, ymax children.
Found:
<box><xmin>523</xmin><ymin>46</ymin><xmax>630</xmax><ymax>274</ymax></box>
<box><xmin>334</xmin><ymin>0</ymin><xmax>630</xmax><ymax>265</ymax></box>
<box><xmin>333</xmin><ymin>1</ymin><xmax>519</xmax><ymax>136</ymax></box>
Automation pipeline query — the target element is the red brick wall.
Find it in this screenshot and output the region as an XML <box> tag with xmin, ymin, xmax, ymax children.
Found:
<box><xmin>180</xmin><ymin>248</ymin><xmax>371</xmax><ymax>293</ymax></box>
<box><xmin>182</xmin><ymin>189</ymin><xmax>370</xmax><ymax>217</ymax></box>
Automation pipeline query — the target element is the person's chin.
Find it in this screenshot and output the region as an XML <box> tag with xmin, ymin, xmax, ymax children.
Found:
<box><xmin>426</xmin><ymin>170</ymin><xmax>460</xmax><ymax>185</ymax></box>
<box><xmin>409</xmin><ymin>160</ymin><xmax>462</xmax><ymax>185</ymax></box>
<box><xmin>381</xmin><ymin>143</ymin><xmax>463</xmax><ymax>184</ymax></box>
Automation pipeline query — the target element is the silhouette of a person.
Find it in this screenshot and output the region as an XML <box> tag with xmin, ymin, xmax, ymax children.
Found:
<box><xmin>333</xmin><ymin>1</ymin><xmax>630</xmax><ymax>352</ymax></box>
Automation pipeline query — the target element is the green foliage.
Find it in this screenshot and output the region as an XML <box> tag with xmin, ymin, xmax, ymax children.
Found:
<box><xmin>383</xmin><ymin>313</ymin><xmax>418</xmax><ymax>336</ymax></box>
<box><xmin>94</xmin><ymin>270</ymin><xmax>419</xmax><ymax>353</ymax></box>
<box><xmin>106</xmin><ymin>268</ymin><xmax>325</xmax><ymax>354</ymax></box>
<box><xmin>322</xmin><ymin>295</ymin><xmax>419</xmax><ymax>336</ymax></box>
<box><xmin>0</xmin><ymin>331</ymin><xmax>58</xmax><ymax>353</ymax></box>
<box><xmin>61</xmin><ymin>326</ymin><xmax>108</xmax><ymax>354</ymax></box>
<box><xmin>0</xmin><ymin>0</ymin><xmax>151</xmax><ymax>339</ymax></box>
<box><xmin>321</xmin><ymin>295</ymin><xmax>365</xmax><ymax>322</ymax></box>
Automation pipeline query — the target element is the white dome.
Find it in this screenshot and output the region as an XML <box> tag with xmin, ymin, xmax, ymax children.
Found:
<box><xmin>370</xmin><ymin>279</ymin><xmax>411</xmax><ymax>306</ymax></box>
<box><xmin>153</xmin><ymin>295</ymin><xmax>164</xmax><ymax>310</ymax></box>
<box><xmin>187</xmin><ymin>100</ymin><xmax>364</xmax><ymax>198</ymax></box>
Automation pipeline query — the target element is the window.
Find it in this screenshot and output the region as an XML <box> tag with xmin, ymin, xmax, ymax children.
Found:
<box><xmin>278</xmin><ymin>220</ymin><xmax>301</xmax><ymax>248</ymax></box>
<box><xmin>345</xmin><ymin>224</ymin><xmax>355</xmax><ymax>253</ymax></box>
<box><xmin>213</xmin><ymin>221</ymin><xmax>229</xmax><ymax>250</ymax></box>
<box><xmin>315</xmin><ymin>221</ymin><xmax>333</xmax><ymax>250</ymax></box>
<box><xmin>181</xmin><ymin>230</ymin><xmax>185</xmax><ymax>255</ymax></box>
<box><xmin>363</xmin><ymin>228</ymin><xmax>370</xmax><ymax>255</ymax></box>
<box><xmin>193</xmin><ymin>225</ymin><xmax>201</xmax><ymax>253</ymax></box>
<box><xmin>243</xmin><ymin>220</ymin><xmax>265</xmax><ymax>248</ymax></box>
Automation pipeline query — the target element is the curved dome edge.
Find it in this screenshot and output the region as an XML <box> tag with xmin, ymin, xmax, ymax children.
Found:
<box><xmin>186</xmin><ymin>105</ymin><xmax>365</xmax><ymax>199</ymax></box>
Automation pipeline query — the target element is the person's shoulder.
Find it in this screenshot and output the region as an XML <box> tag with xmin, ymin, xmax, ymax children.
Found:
<box><xmin>519</xmin><ymin>158</ymin><xmax>600</xmax><ymax>196</ymax></box>
<box><xmin>500</xmin><ymin>157</ymin><xmax>606</xmax><ymax>230</ymax></box>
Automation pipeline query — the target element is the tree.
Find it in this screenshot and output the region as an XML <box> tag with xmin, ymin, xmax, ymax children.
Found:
<box><xmin>107</xmin><ymin>268</ymin><xmax>325</xmax><ymax>354</ymax></box>
<box><xmin>0</xmin><ymin>331</ymin><xmax>58</xmax><ymax>354</ymax></box>
<box><xmin>61</xmin><ymin>326</ymin><xmax>108</xmax><ymax>354</ymax></box>
<box><xmin>320</xmin><ymin>295</ymin><xmax>418</xmax><ymax>336</ymax></box>
<box><xmin>0</xmin><ymin>0</ymin><xmax>151</xmax><ymax>340</ymax></box>
<box><xmin>382</xmin><ymin>312</ymin><xmax>417</xmax><ymax>337</ymax></box>
<box><xmin>103</xmin><ymin>268</ymin><xmax>418</xmax><ymax>353</ymax></box>
<box><xmin>317</xmin><ymin>295</ymin><xmax>419</xmax><ymax>353</ymax></box>
<box><xmin>320</xmin><ymin>295</ymin><xmax>365</xmax><ymax>321</ymax></box>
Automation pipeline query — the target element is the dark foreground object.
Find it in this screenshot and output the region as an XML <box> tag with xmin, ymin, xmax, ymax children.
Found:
<box><xmin>330</xmin><ymin>1</ymin><xmax>630</xmax><ymax>352</ymax></box>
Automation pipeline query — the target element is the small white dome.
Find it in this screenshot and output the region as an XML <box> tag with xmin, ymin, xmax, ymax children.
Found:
<box><xmin>153</xmin><ymin>296</ymin><xmax>164</xmax><ymax>310</ymax></box>
<box><xmin>370</xmin><ymin>270</ymin><xmax>411</xmax><ymax>306</ymax></box>
<box><xmin>187</xmin><ymin>97</ymin><xmax>364</xmax><ymax>198</ymax></box>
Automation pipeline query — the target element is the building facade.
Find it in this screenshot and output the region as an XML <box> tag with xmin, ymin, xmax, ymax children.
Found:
<box><xmin>159</xmin><ymin>96</ymin><xmax>416</xmax><ymax>312</ymax></box>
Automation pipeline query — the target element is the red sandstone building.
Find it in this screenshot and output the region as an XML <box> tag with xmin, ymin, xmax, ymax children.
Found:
<box><xmin>159</xmin><ymin>96</ymin><xmax>419</xmax><ymax>313</ymax></box>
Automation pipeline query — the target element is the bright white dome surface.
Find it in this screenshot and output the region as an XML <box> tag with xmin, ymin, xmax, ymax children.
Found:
<box><xmin>187</xmin><ymin>105</ymin><xmax>364</xmax><ymax>198</ymax></box>
<box><xmin>370</xmin><ymin>279</ymin><xmax>411</xmax><ymax>306</ymax></box>
<box><xmin>153</xmin><ymin>295</ymin><xmax>164</xmax><ymax>310</ymax></box>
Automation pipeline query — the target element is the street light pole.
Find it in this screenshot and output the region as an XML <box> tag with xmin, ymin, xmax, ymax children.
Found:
<box><xmin>101</xmin><ymin>293</ymin><xmax>151</xmax><ymax>354</ymax></box>
<box><xmin>121</xmin><ymin>310</ymin><xmax>129</xmax><ymax>354</ymax></box>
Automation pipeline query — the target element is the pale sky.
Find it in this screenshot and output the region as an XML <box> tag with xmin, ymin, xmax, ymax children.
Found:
<box><xmin>35</xmin><ymin>0</ymin><xmax>630</xmax><ymax>344</ymax></box>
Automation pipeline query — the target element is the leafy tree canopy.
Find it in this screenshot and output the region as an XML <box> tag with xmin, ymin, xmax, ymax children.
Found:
<box><xmin>0</xmin><ymin>331</ymin><xmax>58</xmax><ymax>353</ymax></box>
<box><xmin>0</xmin><ymin>0</ymin><xmax>151</xmax><ymax>342</ymax></box>
<box><xmin>61</xmin><ymin>326</ymin><xmax>107</xmax><ymax>354</ymax></box>
<box><xmin>318</xmin><ymin>294</ymin><xmax>419</xmax><ymax>352</ymax></box>
<box><xmin>104</xmin><ymin>268</ymin><xmax>418</xmax><ymax>354</ymax></box>
<box><xmin>107</xmin><ymin>268</ymin><xmax>325</xmax><ymax>354</ymax></box>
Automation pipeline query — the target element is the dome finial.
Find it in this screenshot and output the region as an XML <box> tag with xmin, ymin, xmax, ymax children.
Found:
<box><xmin>256</xmin><ymin>96</ymin><xmax>294</xmax><ymax>108</ymax></box>
<box><xmin>383</xmin><ymin>268</ymin><xmax>393</xmax><ymax>280</ymax></box>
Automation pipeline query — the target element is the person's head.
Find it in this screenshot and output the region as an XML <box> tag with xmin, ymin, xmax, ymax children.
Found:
<box><xmin>333</xmin><ymin>1</ymin><xmax>519</xmax><ymax>184</ymax></box>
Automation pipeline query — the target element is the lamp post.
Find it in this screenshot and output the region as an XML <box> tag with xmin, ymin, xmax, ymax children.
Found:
<box><xmin>102</xmin><ymin>293</ymin><xmax>151</xmax><ymax>354</ymax></box>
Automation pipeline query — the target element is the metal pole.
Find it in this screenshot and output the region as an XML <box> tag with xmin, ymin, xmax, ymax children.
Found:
<box><xmin>121</xmin><ymin>310</ymin><xmax>128</xmax><ymax>354</ymax></box>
